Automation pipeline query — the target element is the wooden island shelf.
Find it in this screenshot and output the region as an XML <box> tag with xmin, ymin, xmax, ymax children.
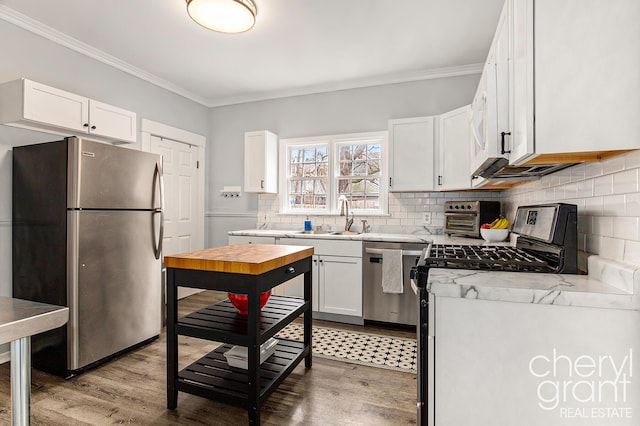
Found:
<box><xmin>165</xmin><ymin>244</ymin><xmax>314</xmax><ymax>425</ymax></box>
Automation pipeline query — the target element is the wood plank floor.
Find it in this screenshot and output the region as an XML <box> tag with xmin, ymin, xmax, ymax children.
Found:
<box><xmin>0</xmin><ymin>291</ymin><xmax>417</xmax><ymax>425</ymax></box>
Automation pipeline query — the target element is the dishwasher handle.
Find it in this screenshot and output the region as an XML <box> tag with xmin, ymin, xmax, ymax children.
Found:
<box><xmin>365</xmin><ymin>248</ymin><xmax>424</xmax><ymax>256</ymax></box>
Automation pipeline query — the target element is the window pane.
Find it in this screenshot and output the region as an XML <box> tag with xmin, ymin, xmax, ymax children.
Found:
<box><xmin>339</xmin><ymin>161</ymin><xmax>352</xmax><ymax>176</ymax></box>
<box><xmin>303</xmin><ymin>180</ymin><xmax>314</xmax><ymax>193</ymax></box>
<box><xmin>316</xmin><ymin>179</ymin><xmax>327</xmax><ymax>194</ymax></box>
<box><xmin>290</xmin><ymin>163</ymin><xmax>303</xmax><ymax>178</ymax></box>
<box><xmin>353</xmin><ymin>161</ymin><xmax>368</xmax><ymax>176</ymax></box>
<box><xmin>368</xmin><ymin>145</ymin><xmax>381</xmax><ymax>160</ymax></box>
<box><xmin>368</xmin><ymin>158</ymin><xmax>380</xmax><ymax>175</ymax></box>
<box><xmin>289</xmin><ymin>195</ymin><xmax>302</xmax><ymax>208</ymax></box>
<box><xmin>303</xmin><ymin>164</ymin><xmax>317</xmax><ymax>177</ymax></box>
<box><xmin>316</xmin><ymin>146</ymin><xmax>328</xmax><ymax>161</ymax></box>
<box><xmin>365</xmin><ymin>179</ymin><xmax>379</xmax><ymax>194</ymax></box>
<box><xmin>303</xmin><ymin>195</ymin><xmax>314</xmax><ymax>207</ymax></box>
<box><xmin>353</xmin><ymin>145</ymin><xmax>367</xmax><ymax>161</ymax></box>
<box><xmin>317</xmin><ymin>162</ymin><xmax>328</xmax><ymax>177</ymax></box>
<box><xmin>339</xmin><ymin>146</ymin><xmax>351</xmax><ymax>161</ymax></box>
<box><xmin>290</xmin><ymin>180</ymin><xmax>302</xmax><ymax>193</ymax></box>
<box><xmin>366</xmin><ymin>197</ymin><xmax>380</xmax><ymax>209</ymax></box>
<box><xmin>337</xmin><ymin>179</ymin><xmax>350</xmax><ymax>194</ymax></box>
<box><xmin>315</xmin><ymin>195</ymin><xmax>326</xmax><ymax>208</ymax></box>
<box><xmin>290</xmin><ymin>149</ymin><xmax>303</xmax><ymax>163</ymax></box>
<box><xmin>350</xmin><ymin>178</ymin><xmax>365</xmax><ymax>192</ymax></box>
<box><xmin>303</xmin><ymin>149</ymin><xmax>316</xmax><ymax>162</ymax></box>
<box><xmin>351</xmin><ymin>196</ymin><xmax>365</xmax><ymax>209</ymax></box>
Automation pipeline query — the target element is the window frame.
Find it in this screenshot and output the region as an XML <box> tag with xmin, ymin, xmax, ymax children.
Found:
<box><xmin>279</xmin><ymin>131</ymin><xmax>388</xmax><ymax>215</ymax></box>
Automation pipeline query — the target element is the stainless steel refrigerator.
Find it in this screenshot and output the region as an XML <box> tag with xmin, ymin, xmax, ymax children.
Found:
<box><xmin>13</xmin><ymin>136</ymin><xmax>163</xmax><ymax>377</ymax></box>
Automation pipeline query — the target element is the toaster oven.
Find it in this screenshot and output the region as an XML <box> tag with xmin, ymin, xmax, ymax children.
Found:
<box><xmin>444</xmin><ymin>201</ymin><xmax>501</xmax><ymax>238</ymax></box>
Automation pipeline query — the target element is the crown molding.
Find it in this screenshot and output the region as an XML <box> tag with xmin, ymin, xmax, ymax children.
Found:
<box><xmin>207</xmin><ymin>63</ymin><xmax>484</xmax><ymax>107</ymax></box>
<box><xmin>0</xmin><ymin>5</ymin><xmax>210</xmax><ymax>106</ymax></box>
<box><xmin>1</xmin><ymin>5</ymin><xmax>482</xmax><ymax>108</ymax></box>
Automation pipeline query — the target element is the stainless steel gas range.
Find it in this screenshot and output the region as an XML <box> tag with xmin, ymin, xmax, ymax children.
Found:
<box><xmin>410</xmin><ymin>203</ymin><xmax>578</xmax><ymax>425</ymax></box>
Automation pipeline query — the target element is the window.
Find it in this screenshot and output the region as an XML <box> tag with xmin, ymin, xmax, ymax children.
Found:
<box><xmin>280</xmin><ymin>131</ymin><xmax>388</xmax><ymax>215</ymax></box>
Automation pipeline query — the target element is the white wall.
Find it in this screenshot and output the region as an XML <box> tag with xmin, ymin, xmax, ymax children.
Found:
<box><xmin>0</xmin><ymin>20</ymin><xmax>209</xmax><ymax>139</ymax></box>
<box><xmin>0</xmin><ymin>19</ymin><xmax>210</xmax><ymax>299</ymax></box>
<box><xmin>207</xmin><ymin>74</ymin><xmax>480</xmax><ymax>247</ymax></box>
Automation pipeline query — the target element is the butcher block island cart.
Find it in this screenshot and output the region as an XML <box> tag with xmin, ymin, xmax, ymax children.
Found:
<box><xmin>164</xmin><ymin>243</ymin><xmax>314</xmax><ymax>425</ymax></box>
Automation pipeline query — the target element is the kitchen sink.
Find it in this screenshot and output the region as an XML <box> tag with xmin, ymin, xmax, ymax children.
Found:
<box><xmin>296</xmin><ymin>230</ymin><xmax>361</xmax><ymax>235</ymax></box>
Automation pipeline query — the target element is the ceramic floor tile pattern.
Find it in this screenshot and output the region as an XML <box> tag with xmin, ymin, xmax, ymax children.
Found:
<box><xmin>277</xmin><ymin>323</ymin><xmax>417</xmax><ymax>373</ymax></box>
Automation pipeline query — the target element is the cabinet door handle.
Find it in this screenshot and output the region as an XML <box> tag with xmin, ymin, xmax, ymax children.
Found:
<box><xmin>91</xmin><ymin>125</ymin><xmax>96</xmax><ymax>130</ymax></box>
<box><xmin>83</xmin><ymin>123</ymin><xmax>89</xmax><ymax>127</ymax></box>
<box><xmin>438</xmin><ymin>175</ymin><xmax>443</xmax><ymax>186</ymax></box>
<box><xmin>500</xmin><ymin>131</ymin><xmax>512</xmax><ymax>154</ymax></box>
<box><xmin>260</xmin><ymin>179</ymin><xmax>264</xmax><ymax>189</ymax></box>
<box><xmin>313</xmin><ymin>259</ymin><xmax>317</xmax><ymax>263</ymax></box>
<box><xmin>389</xmin><ymin>177</ymin><xmax>392</xmax><ymax>187</ymax></box>
<box><xmin>286</xmin><ymin>266</ymin><xmax>295</xmax><ymax>274</ymax></box>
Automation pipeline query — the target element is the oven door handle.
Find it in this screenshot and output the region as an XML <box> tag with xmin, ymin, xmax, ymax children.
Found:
<box><xmin>365</xmin><ymin>248</ymin><xmax>424</xmax><ymax>256</ymax></box>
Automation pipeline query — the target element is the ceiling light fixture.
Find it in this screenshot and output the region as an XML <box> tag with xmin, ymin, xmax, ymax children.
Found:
<box><xmin>186</xmin><ymin>0</ymin><xmax>257</xmax><ymax>34</ymax></box>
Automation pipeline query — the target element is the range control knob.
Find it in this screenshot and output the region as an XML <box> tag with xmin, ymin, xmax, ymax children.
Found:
<box><xmin>467</xmin><ymin>205</ymin><xmax>472</xmax><ymax>209</ymax></box>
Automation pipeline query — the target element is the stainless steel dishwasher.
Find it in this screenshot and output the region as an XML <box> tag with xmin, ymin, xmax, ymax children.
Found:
<box><xmin>363</xmin><ymin>241</ymin><xmax>427</xmax><ymax>326</ymax></box>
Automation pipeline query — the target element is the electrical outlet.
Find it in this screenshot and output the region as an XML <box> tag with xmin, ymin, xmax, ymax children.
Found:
<box><xmin>422</xmin><ymin>212</ymin><xmax>432</xmax><ymax>225</ymax></box>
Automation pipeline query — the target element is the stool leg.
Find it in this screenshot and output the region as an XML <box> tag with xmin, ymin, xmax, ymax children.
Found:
<box><xmin>11</xmin><ymin>336</ymin><xmax>31</xmax><ymax>426</ymax></box>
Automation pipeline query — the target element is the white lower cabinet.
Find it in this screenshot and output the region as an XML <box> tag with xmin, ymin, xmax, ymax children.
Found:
<box><xmin>316</xmin><ymin>255</ymin><xmax>362</xmax><ymax>317</ymax></box>
<box><xmin>276</xmin><ymin>237</ymin><xmax>363</xmax><ymax>322</ymax></box>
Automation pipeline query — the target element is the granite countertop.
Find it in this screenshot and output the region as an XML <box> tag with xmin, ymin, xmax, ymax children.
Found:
<box><xmin>427</xmin><ymin>255</ymin><xmax>640</xmax><ymax>311</ymax></box>
<box><xmin>228</xmin><ymin>229</ymin><xmax>513</xmax><ymax>246</ymax></box>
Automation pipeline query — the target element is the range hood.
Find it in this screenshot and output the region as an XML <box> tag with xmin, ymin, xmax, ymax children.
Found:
<box><xmin>472</xmin><ymin>157</ymin><xmax>575</xmax><ymax>181</ymax></box>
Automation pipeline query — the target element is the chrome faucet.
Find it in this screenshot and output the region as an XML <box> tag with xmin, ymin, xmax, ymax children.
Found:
<box><xmin>339</xmin><ymin>195</ymin><xmax>354</xmax><ymax>231</ymax></box>
<box><xmin>360</xmin><ymin>219</ymin><xmax>370</xmax><ymax>233</ymax></box>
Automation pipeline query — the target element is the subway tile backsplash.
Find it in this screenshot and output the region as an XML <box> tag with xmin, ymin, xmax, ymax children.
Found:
<box><xmin>257</xmin><ymin>191</ymin><xmax>500</xmax><ymax>235</ymax></box>
<box><xmin>257</xmin><ymin>150</ymin><xmax>640</xmax><ymax>268</ymax></box>
<box><xmin>502</xmin><ymin>149</ymin><xmax>640</xmax><ymax>266</ymax></box>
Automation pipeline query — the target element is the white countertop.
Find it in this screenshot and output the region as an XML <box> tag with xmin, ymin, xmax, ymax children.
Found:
<box><xmin>228</xmin><ymin>229</ymin><xmax>513</xmax><ymax>245</ymax></box>
<box><xmin>427</xmin><ymin>255</ymin><xmax>640</xmax><ymax>311</ymax></box>
<box><xmin>230</xmin><ymin>229</ymin><xmax>640</xmax><ymax>310</ymax></box>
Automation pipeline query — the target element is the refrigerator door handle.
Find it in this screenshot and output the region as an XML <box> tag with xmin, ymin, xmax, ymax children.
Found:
<box><xmin>153</xmin><ymin>161</ymin><xmax>165</xmax><ymax>260</ymax></box>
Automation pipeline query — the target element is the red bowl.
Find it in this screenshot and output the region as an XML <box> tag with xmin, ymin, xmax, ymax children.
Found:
<box><xmin>228</xmin><ymin>291</ymin><xmax>271</xmax><ymax>315</ymax></box>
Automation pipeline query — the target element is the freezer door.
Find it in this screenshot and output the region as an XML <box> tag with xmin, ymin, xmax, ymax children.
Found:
<box><xmin>67</xmin><ymin>137</ymin><xmax>162</xmax><ymax>210</ymax></box>
<box><xmin>67</xmin><ymin>210</ymin><xmax>161</xmax><ymax>370</ymax></box>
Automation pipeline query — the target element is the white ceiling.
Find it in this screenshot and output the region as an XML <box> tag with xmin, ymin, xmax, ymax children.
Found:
<box><xmin>0</xmin><ymin>0</ymin><xmax>505</xmax><ymax>107</ymax></box>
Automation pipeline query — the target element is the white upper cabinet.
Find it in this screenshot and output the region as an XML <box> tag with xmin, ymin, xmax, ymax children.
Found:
<box><xmin>436</xmin><ymin>105</ymin><xmax>471</xmax><ymax>191</ymax></box>
<box><xmin>0</xmin><ymin>78</ymin><xmax>137</xmax><ymax>143</ymax></box>
<box><xmin>244</xmin><ymin>130</ymin><xmax>278</xmax><ymax>193</ymax></box>
<box><xmin>471</xmin><ymin>0</ymin><xmax>640</xmax><ymax>173</ymax></box>
<box><xmin>514</xmin><ymin>0</ymin><xmax>640</xmax><ymax>163</ymax></box>
<box><xmin>506</xmin><ymin>0</ymin><xmax>640</xmax><ymax>166</ymax></box>
<box><xmin>87</xmin><ymin>99</ymin><xmax>137</xmax><ymax>143</ymax></box>
<box><xmin>388</xmin><ymin>116</ymin><xmax>435</xmax><ymax>192</ymax></box>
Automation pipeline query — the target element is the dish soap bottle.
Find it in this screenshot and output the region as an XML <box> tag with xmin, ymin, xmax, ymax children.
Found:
<box><xmin>304</xmin><ymin>216</ymin><xmax>312</xmax><ymax>231</ymax></box>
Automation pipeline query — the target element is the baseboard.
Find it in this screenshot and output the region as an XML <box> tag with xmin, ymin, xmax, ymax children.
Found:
<box><xmin>0</xmin><ymin>350</ymin><xmax>10</xmax><ymax>364</ymax></box>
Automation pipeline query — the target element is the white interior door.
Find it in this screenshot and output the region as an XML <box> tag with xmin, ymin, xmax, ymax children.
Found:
<box><xmin>150</xmin><ymin>135</ymin><xmax>201</xmax><ymax>299</ymax></box>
